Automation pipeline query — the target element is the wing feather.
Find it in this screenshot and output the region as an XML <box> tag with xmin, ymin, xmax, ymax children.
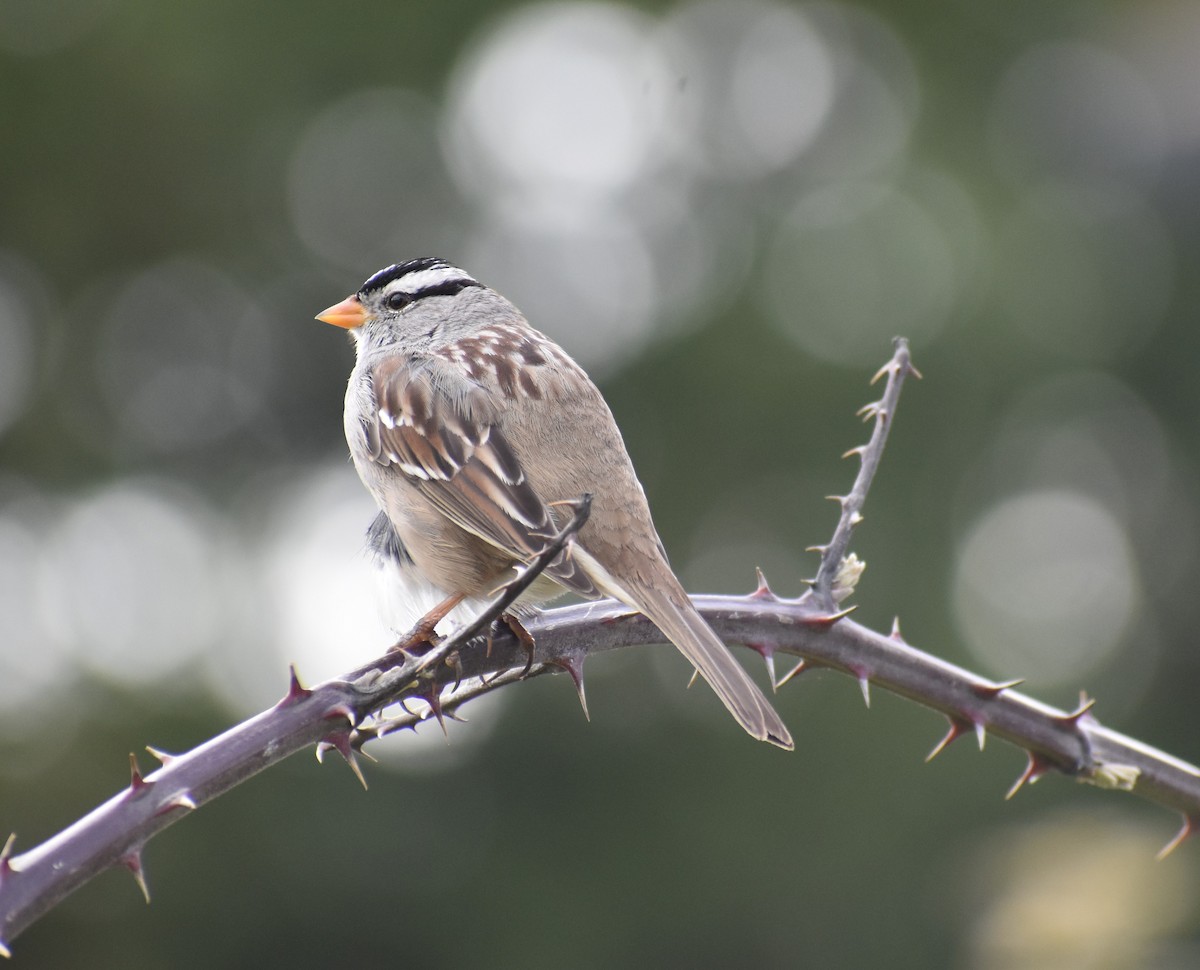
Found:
<box><xmin>364</xmin><ymin>353</ymin><xmax>600</xmax><ymax>598</ymax></box>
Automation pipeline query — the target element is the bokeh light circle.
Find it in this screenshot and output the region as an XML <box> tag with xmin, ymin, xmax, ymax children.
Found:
<box><xmin>0</xmin><ymin>511</ymin><xmax>64</xmax><ymax>711</ymax></box>
<box><xmin>444</xmin><ymin>2</ymin><xmax>670</xmax><ymax>200</ymax></box>
<box><xmin>789</xmin><ymin>2</ymin><xmax>920</xmax><ymax>181</ymax></box>
<box><xmin>657</xmin><ymin>0</ymin><xmax>834</xmax><ymax>179</ymax></box>
<box><xmin>953</xmin><ymin>490</ymin><xmax>1139</xmax><ymax>685</ymax></box>
<box><xmin>37</xmin><ymin>480</ymin><xmax>223</xmax><ymax>684</ymax></box>
<box><xmin>259</xmin><ymin>465</ymin><xmax>396</xmax><ymax>683</ymax></box>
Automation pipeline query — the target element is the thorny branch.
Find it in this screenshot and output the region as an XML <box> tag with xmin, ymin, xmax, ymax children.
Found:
<box><xmin>2</xmin><ymin>337</ymin><xmax>1198</xmax><ymax>958</ymax></box>
<box><xmin>807</xmin><ymin>339</ymin><xmax>919</xmax><ymax>611</ymax></box>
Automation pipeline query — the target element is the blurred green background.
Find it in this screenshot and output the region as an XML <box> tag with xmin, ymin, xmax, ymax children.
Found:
<box><xmin>3</xmin><ymin>0</ymin><xmax>1200</xmax><ymax>966</ymax></box>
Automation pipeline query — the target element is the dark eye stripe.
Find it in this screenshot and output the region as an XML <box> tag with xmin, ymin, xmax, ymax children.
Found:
<box><xmin>380</xmin><ymin>278</ymin><xmax>481</xmax><ymax>312</ymax></box>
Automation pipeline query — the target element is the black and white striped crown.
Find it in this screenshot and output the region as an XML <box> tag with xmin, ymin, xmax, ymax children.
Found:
<box><xmin>360</xmin><ymin>258</ymin><xmax>482</xmax><ymax>304</ymax></box>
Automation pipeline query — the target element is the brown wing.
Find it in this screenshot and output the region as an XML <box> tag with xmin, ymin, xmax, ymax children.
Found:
<box><xmin>362</xmin><ymin>353</ymin><xmax>600</xmax><ymax>597</ymax></box>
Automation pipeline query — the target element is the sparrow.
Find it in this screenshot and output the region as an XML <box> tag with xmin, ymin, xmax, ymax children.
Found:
<box><xmin>318</xmin><ymin>257</ymin><xmax>792</xmax><ymax>748</ymax></box>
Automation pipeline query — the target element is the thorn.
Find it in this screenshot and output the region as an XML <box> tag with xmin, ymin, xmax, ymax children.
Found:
<box><xmin>373</xmin><ymin>715</ymin><xmax>416</xmax><ymax>739</ymax></box>
<box><xmin>424</xmin><ymin>685</ymin><xmax>448</xmax><ymax>738</ymax></box>
<box><xmin>356</xmin><ymin>718</ymin><xmax>385</xmax><ymax>742</ymax></box>
<box><xmin>870</xmin><ymin>362</ymin><xmax>893</xmax><ymax>385</ymax></box>
<box><xmin>971</xmin><ymin>678</ymin><xmax>1025</xmax><ymax>699</ymax></box>
<box><xmin>386</xmin><ymin>642</ymin><xmax>418</xmax><ymax>661</ymax></box>
<box><xmin>889</xmin><ymin>617</ymin><xmax>905</xmax><ymax>642</ymax></box>
<box><xmin>145</xmin><ymin>746</ymin><xmax>177</xmax><ymax>767</ymax></box>
<box><xmin>128</xmin><ymin>753</ymin><xmax>152</xmax><ymax>795</ymax></box>
<box><xmin>1057</xmin><ymin>692</ymin><xmax>1097</xmax><ymax>726</ymax></box>
<box><xmin>0</xmin><ymin>833</ymin><xmax>14</xmax><ymax>878</ymax></box>
<box><xmin>906</xmin><ymin>361</ymin><xmax>924</xmax><ymax>380</ymax></box>
<box><xmin>1158</xmin><ymin>814</ymin><xmax>1197</xmax><ymax>860</ymax></box>
<box><xmin>855</xmin><ymin>671</ymin><xmax>871</xmax><ymax>708</ymax></box>
<box><xmin>340</xmin><ymin>744</ymin><xmax>367</xmax><ymax>792</ymax></box>
<box><xmin>354</xmin><ymin>737</ymin><xmax>379</xmax><ymax>764</ymax></box>
<box><xmin>740</xmin><ymin>641</ymin><xmax>781</xmax><ymax>693</ymax></box>
<box><xmin>805</xmin><ymin>543</ymin><xmax>829</xmax><ymax>555</ymax></box>
<box><xmin>323</xmin><ymin>703</ymin><xmax>357</xmax><ymax>729</ymax></box>
<box><xmin>155</xmin><ymin>792</ymin><xmax>198</xmax><ymax>817</ymax></box>
<box><xmin>548</xmin><ymin>654</ymin><xmax>590</xmax><ymax>721</ymax></box>
<box><xmin>975</xmin><ymin>720</ymin><xmax>987</xmax><ymax>751</ymax></box>
<box><xmin>686</xmin><ymin>667</ymin><xmax>699</xmax><ymax>689</ymax></box>
<box><xmin>316</xmin><ymin>729</ymin><xmax>369</xmax><ymax>790</ymax></box>
<box><xmin>276</xmin><ymin>665</ymin><xmax>312</xmax><ymax>709</ymax></box>
<box><xmin>121</xmin><ymin>850</ymin><xmax>151</xmax><ymax>904</ymax></box>
<box><xmin>857</xmin><ymin>402</ymin><xmax>885</xmax><ymax>423</ymax></box>
<box><xmin>841</xmin><ymin>445</ymin><xmax>867</xmax><ymax>460</ymax></box>
<box><xmin>1005</xmin><ymin>751</ymin><xmax>1051</xmax><ymax>800</ymax></box>
<box><xmin>800</xmin><ymin>605</ymin><xmax>857</xmax><ymax>628</ymax></box>
<box><xmin>775</xmin><ymin>658</ymin><xmax>808</xmax><ymax>690</ymax></box>
<box><xmin>763</xmin><ymin>652</ymin><xmax>777</xmax><ymax>691</ymax></box>
<box><xmin>925</xmin><ymin>717</ymin><xmax>970</xmax><ymax>762</ymax></box>
<box><xmin>825</xmin><ymin>494</ymin><xmax>849</xmax><ymax>507</ymax></box>
<box><xmin>751</xmin><ymin>567</ymin><xmax>777</xmax><ymax>600</ymax></box>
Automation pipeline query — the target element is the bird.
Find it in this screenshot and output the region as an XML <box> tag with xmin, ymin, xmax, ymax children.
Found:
<box><xmin>317</xmin><ymin>257</ymin><xmax>792</xmax><ymax>749</ymax></box>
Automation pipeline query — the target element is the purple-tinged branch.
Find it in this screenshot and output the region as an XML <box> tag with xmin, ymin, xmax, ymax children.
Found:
<box><xmin>523</xmin><ymin>597</ymin><xmax>1200</xmax><ymax>819</ymax></box>
<box><xmin>807</xmin><ymin>337</ymin><xmax>918</xmax><ymax>610</ymax></box>
<box><xmin>8</xmin><ymin>586</ymin><xmax>1195</xmax><ymax>962</ymax></box>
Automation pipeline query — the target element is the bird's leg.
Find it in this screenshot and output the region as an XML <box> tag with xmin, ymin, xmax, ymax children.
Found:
<box><xmin>389</xmin><ymin>592</ymin><xmax>465</xmax><ymax>655</ymax></box>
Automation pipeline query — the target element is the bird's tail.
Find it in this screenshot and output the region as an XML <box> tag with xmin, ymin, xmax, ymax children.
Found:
<box><xmin>633</xmin><ymin>582</ymin><xmax>793</xmax><ymax>750</ymax></box>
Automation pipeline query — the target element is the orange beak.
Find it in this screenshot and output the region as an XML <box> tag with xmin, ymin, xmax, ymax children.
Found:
<box><xmin>316</xmin><ymin>294</ymin><xmax>368</xmax><ymax>329</ymax></box>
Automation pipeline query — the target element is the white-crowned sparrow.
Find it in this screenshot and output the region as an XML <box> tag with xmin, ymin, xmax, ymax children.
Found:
<box><xmin>318</xmin><ymin>258</ymin><xmax>792</xmax><ymax>749</ymax></box>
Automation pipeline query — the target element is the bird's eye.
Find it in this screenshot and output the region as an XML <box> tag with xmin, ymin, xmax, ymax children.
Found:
<box><xmin>385</xmin><ymin>292</ymin><xmax>411</xmax><ymax>311</ymax></box>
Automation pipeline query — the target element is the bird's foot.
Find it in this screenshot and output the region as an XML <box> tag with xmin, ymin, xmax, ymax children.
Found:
<box><xmin>499</xmin><ymin>612</ymin><xmax>537</xmax><ymax>677</ymax></box>
<box><xmin>389</xmin><ymin>592</ymin><xmax>466</xmax><ymax>656</ymax></box>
